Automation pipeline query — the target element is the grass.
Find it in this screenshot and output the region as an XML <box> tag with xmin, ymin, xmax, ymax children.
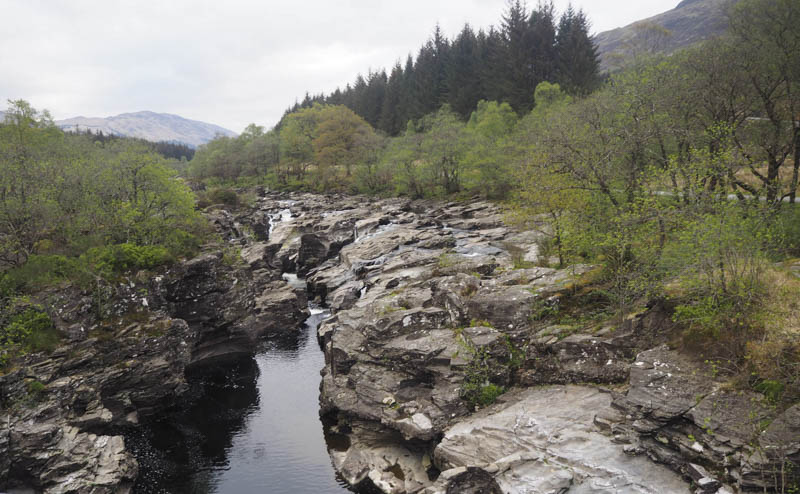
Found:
<box><xmin>437</xmin><ymin>251</ymin><xmax>459</xmax><ymax>269</ymax></box>
<box><xmin>221</xmin><ymin>245</ymin><xmax>244</xmax><ymax>266</ymax></box>
<box><xmin>664</xmin><ymin>261</ymin><xmax>800</xmax><ymax>405</ymax></box>
<box><xmin>27</xmin><ymin>380</ymin><xmax>46</xmax><ymax>396</ymax></box>
<box><xmin>741</xmin><ymin>265</ymin><xmax>800</xmax><ymax>404</ymax></box>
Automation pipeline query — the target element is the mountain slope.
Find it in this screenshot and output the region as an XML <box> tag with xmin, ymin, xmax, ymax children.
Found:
<box><xmin>595</xmin><ymin>0</ymin><xmax>737</xmax><ymax>71</ymax></box>
<box><xmin>55</xmin><ymin>111</ymin><xmax>236</xmax><ymax>147</ymax></box>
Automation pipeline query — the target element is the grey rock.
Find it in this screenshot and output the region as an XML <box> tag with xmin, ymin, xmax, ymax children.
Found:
<box><xmin>432</xmin><ymin>386</ymin><xmax>690</xmax><ymax>493</ymax></box>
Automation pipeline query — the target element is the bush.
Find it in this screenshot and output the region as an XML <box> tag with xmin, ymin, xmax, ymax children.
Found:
<box><xmin>163</xmin><ymin>229</ymin><xmax>203</xmax><ymax>259</ymax></box>
<box><xmin>0</xmin><ymin>255</ymin><xmax>90</xmax><ymax>297</ymax></box>
<box><xmin>754</xmin><ymin>379</ymin><xmax>785</xmax><ymax>404</ymax></box>
<box><xmin>1</xmin><ymin>307</ymin><xmax>60</xmax><ymax>369</ymax></box>
<box><xmin>456</xmin><ymin>331</ymin><xmax>507</xmax><ymax>408</ymax></box>
<box><xmin>84</xmin><ymin>243</ymin><xmax>174</xmax><ymax>277</ymax></box>
<box><xmin>27</xmin><ymin>380</ymin><xmax>46</xmax><ymax>395</ymax></box>
<box><xmin>665</xmin><ymin>204</ymin><xmax>771</xmax><ymax>358</ymax></box>
<box><xmin>0</xmin><ymin>243</ymin><xmax>190</xmax><ymax>298</ymax></box>
<box><xmin>773</xmin><ymin>207</ymin><xmax>800</xmax><ymax>257</ymax></box>
<box><xmin>197</xmin><ymin>187</ymin><xmax>239</xmax><ymax>208</ymax></box>
<box><xmin>742</xmin><ymin>267</ymin><xmax>800</xmax><ymax>404</ymax></box>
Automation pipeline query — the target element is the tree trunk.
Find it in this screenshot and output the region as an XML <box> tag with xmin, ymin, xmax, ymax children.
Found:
<box><xmin>791</xmin><ymin>125</ymin><xmax>800</xmax><ymax>204</ymax></box>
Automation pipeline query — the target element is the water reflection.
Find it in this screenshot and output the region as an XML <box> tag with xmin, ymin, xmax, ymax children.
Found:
<box><xmin>131</xmin><ymin>307</ymin><xmax>352</xmax><ymax>494</ymax></box>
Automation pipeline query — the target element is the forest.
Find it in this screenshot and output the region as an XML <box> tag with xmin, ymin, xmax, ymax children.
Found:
<box><xmin>1</xmin><ymin>0</ymin><xmax>799</xmax><ymax>404</ymax></box>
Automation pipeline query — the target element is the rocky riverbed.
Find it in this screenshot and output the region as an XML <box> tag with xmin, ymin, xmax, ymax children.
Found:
<box><xmin>1</xmin><ymin>190</ymin><xmax>797</xmax><ymax>493</ymax></box>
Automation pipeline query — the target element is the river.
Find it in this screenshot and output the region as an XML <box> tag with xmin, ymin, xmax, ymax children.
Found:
<box><xmin>129</xmin><ymin>302</ymin><xmax>353</xmax><ymax>494</ymax></box>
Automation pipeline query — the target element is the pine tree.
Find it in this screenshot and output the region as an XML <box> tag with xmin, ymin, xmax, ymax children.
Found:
<box><xmin>500</xmin><ymin>0</ymin><xmax>536</xmax><ymax>113</ymax></box>
<box><xmin>350</xmin><ymin>74</ymin><xmax>369</xmax><ymax>119</ymax></box>
<box><xmin>327</xmin><ymin>88</ymin><xmax>345</xmax><ymax>106</ymax></box>
<box><xmin>480</xmin><ymin>26</ymin><xmax>508</xmax><ymax>104</ymax></box>
<box><xmin>399</xmin><ymin>55</ymin><xmax>417</xmax><ymax>123</ymax></box>
<box><xmin>528</xmin><ymin>1</ymin><xmax>558</xmax><ymax>89</ymax></box>
<box><xmin>446</xmin><ymin>24</ymin><xmax>484</xmax><ymax>119</ymax></box>
<box><xmin>362</xmin><ymin>70</ymin><xmax>388</xmax><ymax>129</ymax></box>
<box><xmin>412</xmin><ymin>25</ymin><xmax>450</xmax><ymax>118</ymax></box>
<box><xmin>555</xmin><ymin>6</ymin><xmax>600</xmax><ymax>95</ymax></box>
<box><xmin>379</xmin><ymin>62</ymin><xmax>406</xmax><ymax>135</ymax></box>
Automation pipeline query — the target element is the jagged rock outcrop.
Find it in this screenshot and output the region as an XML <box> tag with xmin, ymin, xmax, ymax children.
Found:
<box><xmin>612</xmin><ymin>346</ymin><xmax>800</xmax><ymax>492</ymax></box>
<box><xmin>0</xmin><ymin>315</ymin><xmax>195</xmax><ymax>492</ymax></box>
<box><xmin>149</xmin><ymin>251</ymin><xmax>307</xmax><ymax>369</ymax></box>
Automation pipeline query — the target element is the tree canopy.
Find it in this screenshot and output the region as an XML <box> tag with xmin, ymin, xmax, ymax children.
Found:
<box><xmin>0</xmin><ymin>100</ymin><xmax>203</xmax><ymax>272</ymax></box>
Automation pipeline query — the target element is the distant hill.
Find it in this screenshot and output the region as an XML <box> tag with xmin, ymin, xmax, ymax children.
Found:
<box><xmin>55</xmin><ymin>111</ymin><xmax>236</xmax><ymax>148</ymax></box>
<box><xmin>595</xmin><ymin>0</ymin><xmax>738</xmax><ymax>71</ymax></box>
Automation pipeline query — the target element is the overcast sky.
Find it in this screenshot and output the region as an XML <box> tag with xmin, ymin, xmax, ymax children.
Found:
<box><xmin>1</xmin><ymin>0</ymin><xmax>678</xmax><ymax>133</ymax></box>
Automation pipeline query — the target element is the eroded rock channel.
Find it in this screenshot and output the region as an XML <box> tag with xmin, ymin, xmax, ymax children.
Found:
<box><xmin>2</xmin><ymin>190</ymin><xmax>797</xmax><ymax>493</ymax></box>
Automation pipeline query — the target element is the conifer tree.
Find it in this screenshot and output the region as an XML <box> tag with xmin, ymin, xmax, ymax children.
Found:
<box><xmin>528</xmin><ymin>1</ymin><xmax>558</xmax><ymax>89</ymax></box>
<box><xmin>446</xmin><ymin>24</ymin><xmax>484</xmax><ymax>118</ymax></box>
<box><xmin>500</xmin><ymin>0</ymin><xmax>536</xmax><ymax>113</ymax></box>
<box><xmin>480</xmin><ymin>27</ymin><xmax>508</xmax><ymax>104</ymax></box>
<box><xmin>399</xmin><ymin>55</ymin><xmax>417</xmax><ymax>125</ymax></box>
<box><xmin>379</xmin><ymin>62</ymin><xmax>405</xmax><ymax>135</ymax></box>
<box><xmin>555</xmin><ymin>6</ymin><xmax>600</xmax><ymax>95</ymax></box>
<box><xmin>362</xmin><ymin>70</ymin><xmax>387</xmax><ymax>128</ymax></box>
<box><xmin>412</xmin><ymin>25</ymin><xmax>450</xmax><ymax>118</ymax></box>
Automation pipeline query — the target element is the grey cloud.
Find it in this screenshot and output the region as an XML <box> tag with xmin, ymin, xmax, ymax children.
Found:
<box><xmin>1</xmin><ymin>0</ymin><xmax>677</xmax><ymax>133</ymax></box>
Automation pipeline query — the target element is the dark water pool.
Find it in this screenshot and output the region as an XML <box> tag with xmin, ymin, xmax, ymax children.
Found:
<box><xmin>129</xmin><ymin>306</ymin><xmax>353</xmax><ymax>494</ymax></box>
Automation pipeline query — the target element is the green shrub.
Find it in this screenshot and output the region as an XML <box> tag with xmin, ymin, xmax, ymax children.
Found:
<box><xmin>457</xmin><ymin>331</ymin><xmax>506</xmax><ymax>408</ymax></box>
<box><xmin>754</xmin><ymin>379</ymin><xmax>785</xmax><ymax>405</ymax></box>
<box><xmin>773</xmin><ymin>207</ymin><xmax>800</xmax><ymax>257</ymax></box>
<box><xmin>475</xmin><ymin>383</ymin><xmax>505</xmax><ymax>406</ymax></box>
<box><xmin>84</xmin><ymin>243</ymin><xmax>174</xmax><ymax>277</ymax></box>
<box><xmin>1</xmin><ymin>308</ymin><xmax>61</xmax><ymax>369</ymax></box>
<box><xmin>662</xmin><ymin>203</ymin><xmax>773</xmax><ymax>359</ymax></box>
<box><xmin>26</xmin><ymin>380</ymin><xmax>46</xmax><ymax>395</ymax></box>
<box><xmin>221</xmin><ymin>245</ymin><xmax>243</xmax><ymax>266</ymax></box>
<box><xmin>672</xmin><ymin>262</ymin><xmax>768</xmax><ymax>357</ymax></box>
<box><xmin>198</xmin><ymin>187</ymin><xmax>239</xmax><ymax>208</ymax></box>
<box><xmin>504</xmin><ymin>335</ymin><xmax>526</xmax><ymax>370</ymax></box>
<box><xmin>163</xmin><ymin>229</ymin><xmax>202</xmax><ymax>259</ymax></box>
<box><xmin>0</xmin><ymin>255</ymin><xmax>89</xmax><ymax>296</ymax></box>
<box><xmin>529</xmin><ymin>297</ymin><xmax>559</xmax><ymax>322</ymax></box>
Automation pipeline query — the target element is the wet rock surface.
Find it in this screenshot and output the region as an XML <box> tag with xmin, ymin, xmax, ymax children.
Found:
<box><xmin>1</xmin><ymin>189</ymin><xmax>790</xmax><ymax>493</ymax></box>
